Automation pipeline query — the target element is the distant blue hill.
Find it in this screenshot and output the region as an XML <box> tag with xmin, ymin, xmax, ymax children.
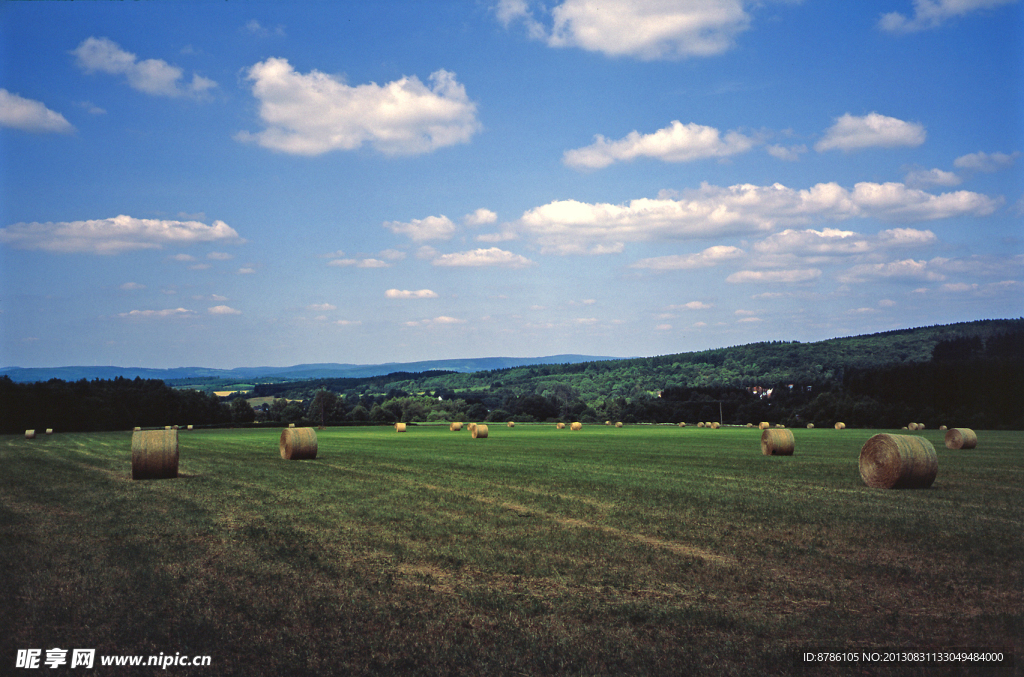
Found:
<box><xmin>0</xmin><ymin>355</ymin><xmax>621</xmax><ymax>384</ymax></box>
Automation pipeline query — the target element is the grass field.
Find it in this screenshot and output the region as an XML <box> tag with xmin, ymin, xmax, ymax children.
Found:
<box><xmin>2</xmin><ymin>425</ymin><xmax>1021</xmax><ymax>675</ymax></box>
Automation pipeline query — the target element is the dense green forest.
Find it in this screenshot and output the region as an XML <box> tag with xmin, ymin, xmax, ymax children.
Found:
<box><xmin>3</xmin><ymin>319</ymin><xmax>1022</xmax><ymax>433</ymax></box>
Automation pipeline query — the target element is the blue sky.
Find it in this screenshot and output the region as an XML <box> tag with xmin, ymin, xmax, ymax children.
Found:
<box><xmin>1</xmin><ymin>0</ymin><xmax>1021</xmax><ymax>369</ymax></box>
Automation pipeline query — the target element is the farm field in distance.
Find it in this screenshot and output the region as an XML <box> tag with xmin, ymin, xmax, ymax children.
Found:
<box><xmin>1</xmin><ymin>425</ymin><xmax>1021</xmax><ymax>675</ymax></box>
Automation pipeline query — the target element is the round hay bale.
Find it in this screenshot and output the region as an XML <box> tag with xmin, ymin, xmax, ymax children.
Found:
<box><xmin>908</xmin><ymin>422</ymin><xmax>918</xmax><ymax>431</ymax></box>
<box><xmin>711</xmin><ymin>422</ymin><xmax>720</xmax><ymax>429</ymax></box>
<box><xmin>45</xmin><ymin>428</ymin><xmax>53</xmax><ymax>435</ymax></box>
<box><xmin>901</xmin><ymin>426</ymin><xmax>909</xmax><ymax>430</ymax></box>
<box><xmin>679</xmin><ymin>422</ymin><xmax>686</xmax><ymax>428</ymax></box>
<box><xmin>697</xmin><ymin>422</ymin><xmax>705</xmax><ymax>428</ymax></box>
<box><xmin>507</xmin><ymin>421</ymin><xmax>515</xmax><ymax>428</ymax></box>
<box><xmin>570</xmin><ymin>422</ymin><xmax>583</xmax><ymax>431</ymax></box>
<box><xmin>944</xmin><ymin>428</ymin><xmax>977</xmax><ymax>450</ymax></box>
<box><xmin>939</xmin><ymin>425</ymin><xmax>947</xmax><ymax>431</ymax></box>
<box><xmin>761</xmin><ymin>428</ymin><xmax>795</xmax><ymax>456</ymax></box>
<box><xmin>615</xmin><ymin>421</ymin><xmax>623</xmax><ymax>428</ymax></box>
<box><xmin>834</xmin><ymin>422</ymin><xmax>845</xmax><ymax>430</ymax></box>
<box><xmin>288</xmin><ymin>423</ymin><xmax>295</xmax><ymax>428</ymax></box>
<box><xmin>24</xmin><ymin>429</ymin><xmax>36</xmax><ymax>439</ymax></box>
<box><xmin>605</xmin><ymin>421</ymin><xmax>611</xmax><ymax>426</ymax></box>
<box><xmin>806</xmin><ymin>423</ymin><xmax>814</xmax><ymax>429</ymax></box>
<box><xmin>775</xmin><ymin>423</ymin><xmax>785</xmax><ymax>428</ymax></box>
<box><xmin>133</xmin><ymin>426</ymin><xmax>141</xmax><ymax>432</ymax></box>
<box><xmin>556</xmin><ymin>422</ymin><xmax>565</xmax><ymax>429</ymax></box>
<box><xmin>472</xmin><ymin>424</ymin><xmax>489</xmax><ymax>439</ymax></box>
<box><xmin>395</xmin><ymin>422</ymin><xmax>407</xmax><ymax>432</ymax></box>
<box><xmin>186</xmin><ymin>425</ymin><xmax>193</xmax><ymax>431</ymax></box>
<box><xmin>280</xmin><ymin>427</ymin><xmax>318</xmax><ymax>460</ymax></box>
<box><xmin>164</xmin><ymin>426</ymin><xmax>172</xmax><ymax>430</ymax></box>
<box><xmin>468</xmin><ymin>422</ymin><xmax>477</xmax><ymax>433</ymax></box>
<box><xmin>917</xmin><ymin>423</ymin><xmax>926</xmax><ymax>430</ymax></box>
<box><xmin>746</xmin><ymin>423</ymin><xmax>753</xmax><ymax>428</ymax></box>
<box><xmin>131</xmin><ymin>429</ymin><xmax>179</xmax><ymax>480</ymax></box>
<box><xmin>449</xmin><ymin>422</ymin><xmax>463</xmax><ymax>432</ymax></box>
<box><xmin>758</xmin><ymin>422</ymin><xmax>770</xmax><ymax>430</ymax></box>
<box><xmin>859</xmin><ymin>433</ymin><xmax>937</xmax><ymax>489</ymax></box>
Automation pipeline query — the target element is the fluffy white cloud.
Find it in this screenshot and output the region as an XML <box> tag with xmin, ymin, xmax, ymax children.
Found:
<box><xmin>512</xmin><ymin>0</ymin><xmax>753</xmax><ymax>59</ymax></box>
<box><xmin>0</xmin><ymin>215</ymin><xmax>242</xmax><ymax>255</ymax></box>
<box><xmin>328</xmin><ymin>258</ymin><xmax>391</xmax><ymax>268</ymax></box>
<box><xmin>953</xmin><ymin>150</ymin><xmax>1021</xmax><ymax>172</ymax></box>
<box><xmin>383</xmin><ymin>215</ymin><xmax>456</xmax><ymax>241</ymax></box>
<box><xmin>0</xmin><ymin>89</ymin><xmax>74</xmax><ymax>133</ymax></box>
<box><xmin>514</xmin><ymin>181</ymin><xmax>997</xmax><ymax>254</ymax></box>
<box><xmin>879</xmin><ymin>0</ymin><xmax>1017</xmax><ymax>32</ymax></box>
<box><xmin>837</xmin><ymin>259</ymin><xmax>946</xmax><ymax>283</ymax></box>
<box><xmin>726</xmin><ymin>269</ymin><xmax>821</xmax><ymax>283</ymax></box>
<box><xmin>632</xmin><ymin>245</ymin><xmax>743</xmax><ymax>270</ymax></box>
<box><xmin>753</xmin><ymin>227</ymin><xmax>936</xmax><ymax>257</ymax></box>
<box><xmin>765</xmin><ymin>144</ymin><xmax>807</xmax><ymax>161</ymax></box>
<box><xmin>904</xmin><ymin>167</ymin><xmax>962</xmax><ymax>187</ymax></box>
<box><xmin>237</xmin><ymin>58</ymin><xmax>480</xmax><ymax>156</ymax></box>
<box><xmin>307</xmin><ymin>303</ymin><xmax>337</xmax><ymax>311</ymax></box>
<box><xmin>405</xmin><ymin>315</ymin><xmax>467</xmax><ymax>327</ymax></box>
<box><xmin>816</xmin><ymin>113</ymin><xmax>926</xmax><ymax>152</ymax></box>
<box><xmin>672</xmin><ymin>301</ymin><xmax>714</xmax><ymax>310</ymax></box>
<box><xmin>432</xmin><ymin>247</ymin><xmax>535</xmax><ymax>268</ymax></box>
<box><xmin>385</xmin><ymin>289</ymin><xmax>438</xmax><ymax>299</ymax></box>
<box><xmin>208</xmin><ymin>305</ymin><xmax>241</xmax><ymax>315</ymax></box>
<box><xmin>463</xmin><ymin>208</ymin><xmax>498</xmax><ymax>225</ymax></box>
<box><xmin>563</xmin><ymin>121</ymin><xmax>758</xmax><ymax>169</ymax></box>
<box><xmin>72</xmin><ymin>37</ymin><xmax>216</xmax><ymax>98</ymax></box>
<box><xmin>118</xmin><ymin>308</ymin><xmax>194</xmax><ymax>318</ymax></box>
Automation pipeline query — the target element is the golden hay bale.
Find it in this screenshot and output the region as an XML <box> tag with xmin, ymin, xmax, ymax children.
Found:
<box><xmin>615</xmin><ymin>422</ymin><xmax>623</xmax><ymax>428</ymax></box>
<box><xmin>45</xmin><ymin>428</ymin><xmax>53</xmax><ymax>435</ymax></box>
<box><xmin>679</xmin><ymin>422</ymin><xmax>686</xmax><ymax>428</ymax></box>
<box><xmin>917</xmin><ymin>423</ymin><xmax>926</xmax><ymax>430</ymax></box>
<box><xmin>507</xmin><ymin>421</ymin><xmax>515</xmax><ymax>428</ymax></box>
<box><xmin>570</xmin><ymin>422</ymin><xmax>583</xmax><ymax>431</ymax></box>
<box><xmin>806</xmin><ymin>423</ymin><xmax>814</xmax><ymax>429</ymax></box>
<box><xmin>908</xmin><ymin>422</ymin><xmax>918</xmax><ymax>431</ymax></box>
<box><xmin>472</xmin><ymin>424</ymin><xmax>489</xmax><ymax>439</ymax></box>
<box><xmin>395</xmin><ymin>422</ymin><xmax>407</xmax><ymax>432</ymax></box>
<box><xmin>468</xmin><ymin>422</ymin><xmax>477</xmax><ymax>432</ymax></box>
<box><xmin>939</xmin><ymin>425</ymin><xmax>947</xmax><ymax>431</ymax></box>
<box><xmin>758</xmin><ymin>422</ymin><xmax>770</xmax><ymax>430</ymax></box>
<box><xmin>280</xmin><ymin>427</ymin><xmax>318</xmax><ymax>460</ymax></box>
<box><xmin>25</xmin><ymin>430</ymin><xmax>35</xmax><ymax>439</ymax></box>
<box><xmin>131</xmin><ymin>429</ymin><xmax>179</xmax><ymax>480</ymax></box>
<box><xmin>746</xmin><ymin>423</ymin><xmax>753</xmax><ymax>428</ymax></box>
<box><xmin>289</xmin><ymin>423</ymin><xmax>295</xmax><ymax>428</ymax></box>
<box><xmin>187</xmin><ymin>425</ymin><xmax>193</xmax><ymax>431</ymax></box>
<box><xmin>761</xmin><ymin>428</ymin><xmax>795</xmax><ymax>456</ymax></box>
<box><xmin>711</xmin><ymin>422</ymin><xmax>720</xmax><ymax>429</ymax></box>
<box><xmin>775</xmin><ymin>423</ymin><xmax>785</xmax><ymax>428</ymax></box>
<box><xmin>859</xmin><ymin>433</ymin><xmax>937</xmax><ymax>489</ymax></box>
<box><xmin>834</xmin><ymin>422</ymin><xmax>846</xmax><ymax>430</ymax></box>
<box><xmin>449</xmin><ymin>422</ymin><xmax>463</xmax><ymax>432</ymax></box>
<box><xmin>164</xmin><ymin>426</ymin><xmax>172</xmax><ymax>430</ymax></box>
<box><xmin>944</xmin><ymin>428</ymin><xmax>977</xmax><ymax>450</ymax></box>
<box><xmin>556</xmin><ymin>422</ymin><xmax>565</xmax><ymax>429</ymax></box>
<box><xmin>697</xmin><ymin>422</ymin><xmax>705</xmax><ymax>428</ymax></box>
<box><xmin>901</xmin><ymin>426</ymin><xmax>908</xmax><ymax>430</ymax></box>
<box><xmin>134</xmin><ymin>426</ymin><xmax>142</xmax><ymax>432</ymax></box>
<box><xmin>605</xmin><ymin>421</ymin><xmax>612</xmax><ymax>426</ymax></box>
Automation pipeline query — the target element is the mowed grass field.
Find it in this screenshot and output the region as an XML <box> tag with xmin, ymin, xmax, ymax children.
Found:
<box><xmin>1</xmin><ymin>425</ymin><xmax>1021</xmax><ymax>676</ymax></box>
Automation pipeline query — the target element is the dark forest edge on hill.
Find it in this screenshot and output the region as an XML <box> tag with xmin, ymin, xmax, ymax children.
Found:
<box><xmin>2</xmin><ymin>319</ymin><xmax>1022</xmax><ymax>433</ymax></box>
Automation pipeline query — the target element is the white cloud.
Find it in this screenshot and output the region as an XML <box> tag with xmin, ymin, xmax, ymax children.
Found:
<box><xmin>207</xmin><ymin>251</ymin><xmax>234</xmax><ymax>260</ymax></box>
<box><xmin>953</xmin><ymin>150</ymin><xmax>1021</xmax><ymax>172</ymax></box>
<box><xmin>432</xmin><ymin>247</ymin><xmax>535</xmax><ymax>268</ymax></box>
<box><xmin>837</xmin><ymin>259</ymin><xmax>946</xmax><ymax>283</ymax></box>
<box><xmin>655</xmin><ymin>324</ymin><xmax>673</xmax><ymax>331</ymax></box>
<box><xmin>78</xmin><ymin>100</ymin><xmax>106</xmax><ymax>115</ymax></box>
<box><xmin>0</xmin><ymin>215</ymin><xmax>242</xmax><ymax>255</ymax></box>
<box><xmin>726</xmin><ymin>269</ymin><xmax>821</xmax><ymax>283</ymax></box>
<box><xmin>737</xmin><ymin>316</ymin><xmax>762</xmax><ymax>322</ymax></box>
<box><xmin>879</xmin><ymin>299</ymin><xmax>897</xmax><ymax>307</ymax></box>
<box><xmin>237</xmin><ymin>267</ymin><xmax>256</xmax><ymax>275</ymax></box>
<box><xmin>328</xmin><ymin>258</ymin><xmax>391</xmax><ymax>268</ymax></box>
<box><xmin>72</xmin><ymin>37</ymin><xmax>216</xmax><ymax>98</ymax></box>
<box><xmin>0</xmin><ymin>89</ymin><xmax>74</xmax><ymax>134</ymax></box>
<box><xmin>632</xmin><ymin>245</ymin><xmax>743</xmax><ymax>270</ymax></box>
<box><xmin>765</xmin><ymin>144</ymin><xmax>807</xmax><ymax>161</ymax></box>
<box><xmin>405</xmin><ymin>315</ymin><xmax>467</xmax><ymax>327</ymax></box>
<box><xmin>464</xmin><ymin>208</ymin><xmax>498</xmax><ymax>226</ymax></box>
<box><xmin>385</xmin><ymin>289</ymin><xmax>438</xmax><ymax>299</ymax></box>
<box><xmin>670</xmin><ymin>301</ymin><xmax>713</xmax><ymax>310</ymax></box>
<box><xmin>816</xmin><ymin>113</ymin><xmax>926</xmax><ymax>152</ymax></box>
<box><xmin>208</xmin><ymin>305</ymin><xmax>241</xmax><ymax>315</ymax></box>
<box><xmin>237</xmin><ymin>58</ymin><xmax>480</xmax><ymax>156</ymax></box>
<box><xmin>563</xmin><ymin>121</ymin><xmax>758</xmax><ymax>169</ymax></box>
<box><xmin>879</xmin><ymin>0</ymin><xmax>1016</xmax><ymax>32</ymax></box>
<box><xmin>904</xmin><ymin>167</ymin><xmax>962</xmax><ymax>187</ymax></box>
<box><xmin>753</xmin><ymin>227</ymin><xmax>937</xmax><ymax>258</ymax></box>
<box><xmin>514</xmin><ymin>181</ymin><xmax>997</xmax><ymax>254</ymax></box>
<box><xmin>118</xmin><ymin>308</ymin><xmax>194</xmax><ymax>318</ymax></box>
<box><xmin>119</xmin><ymin>282</ymin><xmax>146</xmax><ymax>290</ymax></box>
<box><xmin>383</xmin><ymin>215</ymin><xmax>456</xmax><ymax>241</ymax></box>
<box><xmin>307</xmin><ymin>303</ymin><xmax>336</xmax><ymax>311</ymax></box>
<box><xmin>244</xmin><ymin>19</ymin><xmax>286</xmax><ymax>37</ymax></box>
<box><xmin>536</xmin><ymin>0</ymin><xmax>753</xmax><ymax>59</ymax></box>
<box><xmin>336</xmin><ymin>319</ymin><xmax>363</xmax><ymax>326</ymax></box>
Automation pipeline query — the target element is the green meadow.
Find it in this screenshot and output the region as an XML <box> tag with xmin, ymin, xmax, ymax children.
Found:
<box><xmin>2</xmin><ymin>425</ymin><xmax>1021</xmax><ymax>675</ymax></box>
